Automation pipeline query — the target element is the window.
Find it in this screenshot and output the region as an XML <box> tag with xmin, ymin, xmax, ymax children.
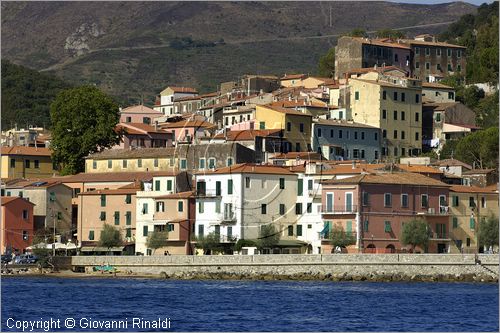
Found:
<box><xmin>245</xmin><ymin>177</ymin><xmax>251</xmax><ymax>189</ymax></box>
<box><xmin>393</xmin><ymin>110</ymin><xmax>397</xmax><ymax>120</ymax></box>
<box><xmin>227</xmin><ymin>157</ymin><xmax>233</xmax><ymax>166</ymax></box>
<box><xmin>401</xmin><ymin>111</ymin><xmax>405</xmax><ymax>121</ymax></box>
<box><xmin>425</xmin><ymin>48</ymin><xmax>430</xmax><ymax>56</ymax></box>
<box><xmin>364</xmin><ymin>220</ymin><xmax>369</xmax><ymax>232</ymax></box>
<box><xmin>401</xmin><ymin>194</ymin><xmax>409</xmax><ymax>208</ymax></box>
<box><xmin>452</xmin><ymin>195</ymin><xmax>459</xmax><ymax>207</ymax></box>
<box><xmin>481</xmin><ymin>197</ymin><xmax>486</xmax><ymax>208</ymax></box>
<box><xmin>155</xmin><ymin>180</ymin><xmax>161</xmax><ymax>191</ymax></box>
<box><xmin>394</xmin><ymin>147</ymin><xmax>398</xmax><ymax>157</ymax></box>
<box><xmin>466</xmin><ymin>237</ymin><xmax>471</xmax><ymax>247</ymax></box>
<box><xmin>415</xmin><ymin>132</ymin><xmax>419</xmax><ymax>141</ymax></box>
<box><xmin>228</xmin><ymin>179</ymin><xmax>233</xmax><ymax>194</ymax></box>
<box><xmin>169</xmin><ymin>158</ymin><xmax>174</xmax><ymax>167</ymax></box>
<box><xmin>330</xmin><ymin>129</ymin><xmax>334</xmax><ymax>138</ymax></box>
<box><xmin>287</xmin><ymin>122</ymin><xmax>291</xmax><ymax>132</ymax></box>
<box><xmin>353</xmin><ymin>149</ymin><xmax>359</xmax><ymax>159</ymax></box>
<box><xmin>126</xmin><ymin>228</ymin><xmax>131</xmax><ymax>238</ymax></box>
<box><xmin>107</xmin><ymin>160</ymin><xmax>112</xmax><ymax>169</ymax></box>
<box><xmin>307</xmin><ymin>203</ymin><xmax>312</xmax><ymax>213</ymax></box>
<box><xmin>374</xmin><ymin>132</ymin><xmax>378</xmax><ymax>141</ymax></box>
<box><xmin>178</xmin><ymin>201</ymin><xmax>184</xmax><ymax>212</ymax></box>
<box><xmin>22</xmin><ymin>209</ymin><xmax>28</xmax><ymax>220</ymax></box>
<box><xmin>393</xmin><ymin>92</ymin><xmax>397</xmax><ymax>101</ymax></box>
<box><xmin>452</xmin><ymin>217</ymin><xmax>458</xmax><ymax>228</ymax></box>
<box><xmin>425</xmin><ymin>62</ymin><xmax>430</xmax><ymax>70</ymax></box>
<box><xmin>317</xmin><ymin>128</ymin><xmax>322</xmax><ymax>137</ymax></box>
<box><xmin>416</xmin><ymin>94</ymin><xmax>420</xmax><ymax>103</ymax></box>
<box><xmin>199</xmin><ymin>158</ymin><xmax>206</xmax><ymax>169</ymax></box>
<box><xmin>457</xmin><ymin>64</ymin><xmax>461</xmax><ymax>72</ymax></box>
<box><xmin>382</xmin><ymin>109</ymin><xmax>387</xmax><ymax>119</ymax></box>
<box><xmin>142</xmin><ymin>203</ymin><xmax>148</xmax><ymax>214</ymax></box>
<box><xmin>299</xmin><ymin>123</ymin><xmax>304</xmax><ymax>133</ymax></box>
<box><xmin>143</xmin><ymin>226</ymin><xmax>148</xmax><ymax>237</ymax></box>
<box><xmin>279</xmin><ymin>178</ymin><xmax>285</xmax><ymax>189</ymax></box>
<box><xmin>447</xmin><ymin>49</ymin><xmax>451</xmax><ymax>57</ymax></box>
<box><xmin>154</xmin><ymin>159</ymin><xmax>159</xmax><ymax>167</ymax></box>
<box><xmin>469</xmin><ymin>197</ymin><xmax>475</xmax><ymax>208</ymax></box>
<box><xmin>384</xmin><ymin>221</ymin><xmax>392</xmax><ymax>232</ymax></box>
<box><xmin>216</xmin><ymin>181</ymin><xmax>221</xmax><ymax>196</ymax></box>
<box><xmin>100</xmin><ymin>194</ymin><xmax>106</xmax><ymax>207</ymax></box>
<box><xmin>89</xmin><ymin>231</ymin><xmax>94</xmax><ymax>240</ymax></box>
<box><xmin>122</xmin><ymin>160</ymin><xmax>128</xmax><ymax>169</ymax></box>
<box><xmin>208</xmin><ymin>158</ymin><xmax>216</xmax><ymax>169</ymax></box>
<box><xmin>401</xmin><ymin>93</ymin><xmax>405</xmax><ymax>102</ymax></box>
<box><xmin>354</xmin><ymin>131</ymin><xmax>358</xmax><ymax>140</ymax></box>
<box><xmin>227</xmin><ymin>226</ymin><xmax>233</xmax><ymax>239</ymax></box>
<box><xmin>338</xmin><ymin>130</ymin><xmax>343</xmax><ymax>139</ymax></box>
<box><xmin>447</xmin><ymin>63</ymin><xmax>452</xmax><ymax>71</ymax></box>
<box><xmin>383</xmin><ymin>91</ymin><xmax>387</xmax><ymax>100</ymax></box>
<box><xmin>295</xmin><ymin>142</ymin><xmax>301</xmax><ymax>152</ymax></box>
<box><xmin>415</xmin><ymin>47</ymin><xmax>420</xmax><ymax>55</ymax></box>
<box><xmin>355</xmin><ymin>91</ymin><xmax>359</xmax><ymax>100</ymax></box>
<box><xmin>100</xmin><ymin>211</ymin><xmax>106</xmax><ymax>221</ymax></box>
<box><xmin>361</xmin><ymin>132</ymin><xmax>365</xmax><ymax>140</ymax></box>
<box><xmin>114</xmin><ymin>211</ymin><xmax>120</xmax><ymax>225</ymax></box>
<box><xmin>437</xmin><ymin>48</ymin><xmax>441</xmax><ymax>56</ymax></box>
<box><xmin>421</xmin><ymin>194</ymin><xmax>429</xmax><ymax>208</ymax></box>
<box><xmin>180</xmin><ymin>159</ymin><xmax>187</xmax><ymax>170</ymax></box>
<box><xmin>295</xmin><ymin>203</ymin><xmax>302</xmax><ymax>215</ymax></box>
<box><xmin>362</xmin><ymin>192</ymin><xmax>369</xmax><ymax>206</ymax></box>
<box><xmin>435</xmin><ymin>112</ymin><xmax>441</xmax><ymax>122</ymax></box>
<box><xmin>259</xmin><ymin>121</ymin><xmax>265</xmax><ymax>130</ymax></box>
<box><xmin>382</xmin><ymin>130</ymin><xmax>387</xmax><ymax>138</ymax></box>
<box><xmin>384</xmin><ymin>193</ymin><xmax>392</xmax><ymax>207</ymax></box>
<box><xmin>279</xmin><ymin>204</ymin><xmax>285</xmax><ymax>215</ymax></box>
<box><xmin>308</xmin><ymin>179</ymin><xmax>313</xmax><ymax>191</ymax></box>
<box><xmin>167</xmin><ymin>180</ymin><xmax>173</xmax><ymax>191</ymax></box>
<box><xmin>297</xmin><ymin>225</ymin><xmax>303</xmax><ymax>237</ymax></box>
<box><xmin>393</xmin><ymin>130</ymin><xmax>397</xmax><ymax>139</ymax></box>
<box><xmin>448</xmin><ymin>92</ymin><xmax>454</xmax><ymax>100</ymax></box>
<box><xmin>198</xmin><ymin>224</ymin><xmax>204</xmax><ymax>237</ymax></box>
<box><xmin>24</xmin><ymin>159</ymin><xmax>30</xmax><ymax>169</ymax></box>
<box><xmin>415</xmin><ymin>112</ymin><xmax>419</xmax><ymax>122</ymax></box>
<box><xmin>469</xmin><ymin>217</ymin><xmax>475</xmax><ymax>229</ymax></box>
<box><xmin>126</xmin><ymin>211</ymin><xmax>131</xmax><ymax>225</ymax></box>
<box><xmin>32</xmin><ymin>159</ymin><xmax>40</xmax><ymax>169</ymax></box>
<box><xmin>261</xmin><ymin>204</ymin><xmax>267</xmax><ymax>214</ymax></box>
<box><xmin>156</xmin><ymin>201</ymin><xmax>165</xmax><ymax>213</ymax></box>
<box><xmin>415</xmin><ymin>62</ymin><xmax>420</xmax><ymax>69</ymax></box>
<box><xmin>457</xmin><ymin>50</ymin><xmax>461</xmax><ymax>58</ymax></box>
<box><xmin>10</xmin><ymin>158</ymin><xmax>15</xmax><ymax>168</ymax></box>
<box><xmin>215</xmin><ymin>201</ymin><xmax>221</xmax><ymax>213</ymax></box>
<box><xmin>287</xmin><ymin>225</ymin><xmax>293</xmax><ymax>236</ymax></box>
<box><xmin>198</xmin><ymin>201</ymin><xmax>204</xmax><ymax>213</ymax></box>
<box><xmin>437</xmin><ymin>63</ymin><xmax>442</xmax><ymax>71</ymax></box>
<box><xmin>168</xmin><ymin>224</ymin><xmax>175</xmax><ymax>232</ymax></box>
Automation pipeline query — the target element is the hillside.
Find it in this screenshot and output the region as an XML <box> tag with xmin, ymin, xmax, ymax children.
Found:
<box><xmin>1</xmin><ymin>1</ymin><xmax>476</xmax><ymax>105</ymax></box>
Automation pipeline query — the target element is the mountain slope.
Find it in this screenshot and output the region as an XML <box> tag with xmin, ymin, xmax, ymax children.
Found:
<box><xmin>1</xmin><ymin>1</ymin><xmax>476</xmax><ymax>105</ymax></box>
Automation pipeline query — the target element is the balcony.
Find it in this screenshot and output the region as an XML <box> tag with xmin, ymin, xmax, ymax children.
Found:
<box><xmin>416</xmin><ymin>206</ymin><xmax>449</xmax><ymax>216</ymax></box>
<box><xmin>320</xmin><ymin>231</ymin><xmax>357</xmax><ymax>241</ymax></box>
<box><xmin>430</xmin><ymin>232</ymin><xmax>450</xmax><ymax>240</ymax></box>
<box><xmin>219</xmin><ymin>234</ymin><xmax>237</xmax><ymax>243</ymax></box>
<box><xmin>219</xmin><ymin>212</ymin><xmax>236</xmax><ymax>224</ymax></box>
<box><xmin>196</xmin><ymin>189</ymin><xmax>220</xmax><ymax>197</ymax></box>
<box><xmin>321</xmin><ymin>205</ymin><xmax>358</xmax><ymax>214</ymax></box>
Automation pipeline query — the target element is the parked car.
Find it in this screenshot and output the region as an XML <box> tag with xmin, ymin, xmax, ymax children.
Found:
<box><xmin>1</xmin><ymin>254</ymin><xmax>12</xmax><ymax>264</ymax></box>
<box><xmin>14</xmin><ymin>254</ymin><xmax>38</xmax><ymax>264</ymax></box>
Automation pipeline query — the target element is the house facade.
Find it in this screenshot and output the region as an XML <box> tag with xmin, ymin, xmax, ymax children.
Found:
<box><xmin>1</xmin><ymin>146</ymin><xmax>58</xmax><ymax>180</ymax></box>
<box><xmin>120</xmin><ymin>105</ymin><xmax>163</xmax><ymax>124</ymax></box>
<box><xmin>155</xmin><ymin>86</ymin><xmax>198</xmax><ymax>116</ymax></box>
<box><xmin>1</xmin><ymin>197</ymin><xmax>35</xmax><ymax>253</ymax></box>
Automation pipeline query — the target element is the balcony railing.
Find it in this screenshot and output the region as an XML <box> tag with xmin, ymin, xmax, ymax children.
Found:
<box><xmin>416</xmin><ymin>206</ymin><xmax>449</xmax><ymax>216</ymax></box>
<box><xmin>321</xmin><ymin>205</ymin><xmax>358</xmax><ymax>214</ymax></box>
<box><xmin>218</xmin><ymin>212</ymin><xmax>236</xmax><ymax>223</ymax></box>
<box><xmin>196</xmin><ymin>189</ymin><xmax>220</xmax><ymax>197</ymax></box>
<box><xmin>430</xmin><ymin>232</ymin><xmax>449</xmax><ymax>240</ymax></box>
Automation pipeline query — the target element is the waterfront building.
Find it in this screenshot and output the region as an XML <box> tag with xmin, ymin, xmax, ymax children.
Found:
<box><xmin>1</xmin><ymin>196</ymin><xmax>34</xmax><ymax>253</ymax></box>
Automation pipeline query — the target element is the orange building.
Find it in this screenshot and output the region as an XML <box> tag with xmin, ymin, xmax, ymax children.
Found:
<box><xmin>1</xmin><ymin>197</ymin><xmax>35</xmax><ymax>253</ymax></box>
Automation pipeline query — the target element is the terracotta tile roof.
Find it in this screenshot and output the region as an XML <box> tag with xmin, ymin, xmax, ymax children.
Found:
<box><xmin>314</xmin><ymin>118</ymin><xmax>378</xmax><ymax>129</ymax></box>
<box><xmin>198</xmin><ymin>163</ymin><xmax>296</xmax><ymax>176</ymax></box>
<box><xmin>352</xmin><ymin>37</ymin><xmax>411</xmax><ymax>50</ymax></box>
<box><xmin>155</xmin><ymin>191</ymin><xmax>195</xmax><ymax>199</ymax></box>
<box><xmin>320</xmin><ymin>164</ymin><xmax>384</xmax><ymax>175</ymax></box>
<box><xmin>174</xmin><ymin>95</ymin><xmax>201</xmax><ymax>102</ymax></box>
<box><xmin>1</xmin><ymin>196</ymin><xmax>35</xmax><ymax>206</ymax></box>
<box><xmin>3</xmin><ymin>179</ymin><xmax>64</xmax><ymax>189</ymax></box>
<box><xmin>422</xmin><ymin>82</ymin><xmax>454</xmax><ymax>89</ymax></box>
<box><xmin>259</xmin><ymin>103</ymin><xmax>313</xmax><ymax>116</ymax></box>
<box><xmin>213</xmin><ymin>129</ymin><xmax>282</xmax><ymax>141</ymax></box>
<box><xmin>463</xmin><ymin>169</ymin><xmax>496</xmax><ymax>175</ymax></box>
<box><xmin>1</xmin><ymin>146</ymin><xmax>52</xmax><ymax>156</ymax></box>
<box><xmin>117</xmin><ymin>123</ymin><xmax>170</xmax><ymax>135</ymax></box>
<box><xmin>323</xmin><ymin>172</ymin><xmax>449</xmax><ymax>187</ymax></box>
<box><xmin>281</xmin><ymin>74</ymin><xmax>307</xmax><ymax>80</ymax></box>
<box><xmin>79</xmin><ymin>187</ymin><xmax>139</xmax><ymax>196</ymax></box>
<box><xmin>308</xmin><ymin>77</ymin><xmax>336</xmax><ymax>85</ymax></box>
<box><xmin>396</xmin><ymin>164</ymin><xmax>443</xmax><ymax>174</ymax></box>
<box><xmin>450</xmin><ymin>185</ymin><xmax>498</xmax><ymax>194</ymax></box>
<box><xmin>270</xmin><ymin>152</ymin><xmax>322</xmax><ymax>160</ymax></box>
<box><xmin>56</xmin><ymin>171</ymin><xmax>179</xmax><ymax>183</ymax></box>
<box><xmin>404</xmin><ymin>39</ymin><xmax>466</xmax><ymax>49</ymax></box>
<box><xmin>160</xmin><ymin>119</ymin><xmax>216</xmax><ymax>129</ymax></box>
<box><xmin>275</xmin><ymin>100</ymin><xmax>328</xmax><ymax>109</ymax></box>
<box><xmin>120</xmin><ymin>105</ymin><xmax>162</xmax><ymax>115</ymax></box>
<box><xmin>434</xmin><ymin>159</ymin><xmax>472</xmax><ymax>170</ymax></box>
<box><xmin>86</xmin><ymin>147</ymin><xmax>176</xmax><ymax>160</ymax></box>
<box><xmin>166</xmin><ymin>86</ymin><xmax>198</xmax><ymax>94</ymax></box>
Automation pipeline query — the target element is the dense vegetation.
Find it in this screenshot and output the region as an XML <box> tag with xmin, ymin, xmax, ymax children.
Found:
<box><xmin>1</xmin><ymin>60</ymin><xmax>71</xmax><ymax>130</ymax></box>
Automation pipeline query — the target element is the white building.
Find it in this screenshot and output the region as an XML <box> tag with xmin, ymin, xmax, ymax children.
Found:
<box><xmin>155</xmin><ymin>86</ymin><xmax>198</xmax><ymax>116</ymax></box>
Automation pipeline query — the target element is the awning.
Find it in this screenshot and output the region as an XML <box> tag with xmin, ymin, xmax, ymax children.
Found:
<box><xmin>81</xmin><ymin>246</ymin><xmax>125</xmax><ymax>252</ymax></box>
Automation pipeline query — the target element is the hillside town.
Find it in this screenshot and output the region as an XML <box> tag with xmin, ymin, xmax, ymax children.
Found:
<box><xmin>1</xmin><ymin>34</ymin><xmax>498</xmax><ymax>258</ymax></box>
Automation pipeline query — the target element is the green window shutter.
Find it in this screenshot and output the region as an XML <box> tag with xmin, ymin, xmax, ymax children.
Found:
<box><xmin>198</xmin><ymin>201</ymin><xmax>204</xmax><ymax>213</ymax></box>
<box><xmin>178</xmin><ymin>201</ymin><xmax>184</xmax><ymax>212</ymax></box>
<box><xmin>198</xmin><ymin>224</ymin><xmax>204</xmax><ymax>237</ymax></box>
<box><xmin>143</xmin><ymin>203</ymin><xmax>148</xmax><ymax>214</ymax></box>
<box><xmin>384</xmin><ymin>221</ymin><xmax>391</xmax><ymax>232</ymax></box>
<box><xmin>89</xmin><ymin>231</ymin><xmax>94</xmax><ymax>240</ymax></box>
<box><xmin>215</xmin><ymin>201</ymin><xmax>221</xmax><ymax>213</ymax></box>
<box><xmin>452</xmin><ymin>217</ymin><xmax>458</xmax><ymax>228</ymax></box>
<box><xmin>155</xmin><ymin>180</ymin><xmax>160</xmax><ymax>191</ymax></box>
<box><xmin>126</xmin><ymin>228</ymin><xmax>131</xmax><ymax>238</ymax></box>
<box><xmin>355</xmin><ymin>91</ymin><xmax>359</xmax><ymax>100</ymax></box>
<box><xmin>228</xmin><ymin>179</ymin><xmax>233</xmax><ymax>195</ymax></box>
<box><xmin>199</xmin><ymin>158</ymin><xmax>205</xmax><ymax>169</ymax></box>
<box><xmin>114</xmin><ymin>211</ymin><xmax>120</xmax><ymax>225</ymax></box>
<box><xmin>227</xmin><ymin>226</ymin><xmax>232</xmax><ymax>238</ymax></box>
<box><xmin>364</xmin><ymin>220</ymin><xmax>369</xmax><ymax>232</ymax></box>
<box><xmin>167</xmin><ymin>180</ymin><xmax>172</xmax><ymax>191</ymax></box>
<box><xmin>125</xmin><ymin>194</ymin><xmax>132</xmax><ymax>204</ymax></box>
<box><xmin>100</xmin><ymin>211</ymin><xmax>106</xmax><ymax>221</ymax></box>
<box><xmin>126</xmin><ymin>211</ymin><xmax>131</xmax><ymax>225</ymax></box>
<box><xmin>100</xmin><ymin>194</ymin><xmax>106</xmax><ymax>207</ymax></box>
<box><xmin>143</xmin><ymin>226</ymin><xmax>148</xmax><ymax>237</ymax></box>
<box><xmin>216</xmin><ymin>181</ymin><xmax>221</xmax><ymax>196</ymax></box>
<box><xmin>469</xmin><ymin>217</ymin><xmax>475</xmax><ymax>229</ymax></box>
<box><xmin>259</xmin><ymin>121</ymin><xmax>265</xmax><ymax>130</ymax></box>
<box><xmin>346</xmin><ymin>221</ymin><xmax>352</xmax><ymax>233</ymax></box>
<box><xmin>181</xmin><ymin>159</ymin><xmax>187</xmax><ymax>169</ymax></box>
<box><xmin>49</xmin><ymin>192</ymin><xmax>56</xmax><ymax>202</ymax></box>
<box><xmin>297</xmin><ymin>225</ymin><xmax>303</xmax><ymax>236</ymax></box>
<box><xmin>453</xmin><ymin>196</ymin><xmax>459</xmax><ymax>207</ymax></box>
<box><xmin>297</xmin><ymin>179</ymin><xmax>303</xmax><ymax>196</ymax></box>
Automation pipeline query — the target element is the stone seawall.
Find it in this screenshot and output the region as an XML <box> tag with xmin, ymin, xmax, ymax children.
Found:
<box><xmin>71</xmin><ymin>254</ymin><xmax>499</xmax><ymax>282</ymax></box>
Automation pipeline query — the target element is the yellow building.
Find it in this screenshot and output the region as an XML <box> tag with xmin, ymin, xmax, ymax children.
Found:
<box><xmin>449</xmin><ymin>185</ymin><xmax>499</xmax><ymax>253</ymax></box>
<box><xmin>255</xmin><ymin>103</ymin><xmax>312</xmax><ymax>152</ymax></box>
<box><xmin>1</xmin><ymin>146</ymin><xmax>58</xmax><ymax>180</ymax></box>
<box><xmin>349</xmin><ymin>72</ymin><xmax>422</xmax><ymax>159</ymax></box>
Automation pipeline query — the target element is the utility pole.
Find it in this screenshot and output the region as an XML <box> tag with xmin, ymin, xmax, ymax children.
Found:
<box><xmin>329</xmin><ymin>6</ymin><xmax>332</xmax><ymax>28</ymax></box>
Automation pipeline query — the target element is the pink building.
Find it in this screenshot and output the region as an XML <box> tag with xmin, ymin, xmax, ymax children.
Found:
<box><xmin>114</xmin><ymin>123</ymin><xmax>173</xmax><ymax>149</ymax></box>
<box><xmin>120</xmin><ymin>105</ymin><xmax>163</xmax><ymax>124</ymax></box>
<box><xmin>161</xmin><ymin>119</ymin><xmax>216</xmax><ymax>143</ymax></box>
<box><xmin>321</xmin><ymin>172</ymin><xmax>450</xmax><ymax>254</ymax></box>
<box><xmin>1</xmin><ymin>197</ymin><xmax>35</xmax><ymax>253</ymax></box>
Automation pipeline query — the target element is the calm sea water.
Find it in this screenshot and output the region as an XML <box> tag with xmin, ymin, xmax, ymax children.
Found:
<box><xmin>1</xmin><ymin>277</ymin><xmax>498</xmax><ymax>332</ymax></box>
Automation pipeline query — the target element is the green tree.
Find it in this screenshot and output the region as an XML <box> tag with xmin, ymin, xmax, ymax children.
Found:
<box><xmin>454</xmin><ymin>127</ymin><xmax>499</xmax><ymax>169</ymax></box>
<box><xmin>146</xmin><ymin>230</ymin><xmax>169</xmax><ymax>255</ymax></box>
<box><xmin>329</xmin><ymin>225</ymin><xmax>356</xmax><ymax>249</ymax></box>
<box><xmin>31</xmin><ymin>230</ymin><xmax>52</xmax><ymax>271</ymax></box>
<box><xmin>478</xmin><ymin>215</ymin><xmax>499</xmax><ymax>250</ymax></box>
<box><xmin>98</xmin><ymin>224</ymin><xmax>123</xmax><ymax>251</ymax></box>
<box><xmin>318</xmin><ymin>47</ymin><xmax>335</xmax><ymax>78</ymax></box>
<box><xmin>50</xmin><ymin>85</ymin><xmax>121</xmax><ymax>175</ymax></box>
<box><xmin>258</xmin><ymin>224</ymin><xmax>280</xmax><ymax>250</ymax></box>
<box><xmin>375</xmin><ymin>29</ymin><xmax>405</xmax><ymax>39</ymax></box>
<box><xmin>401</xmin><ymin>219</ymin><xmax>430</xmax><ymax>252</ymax></box>
<box><xmin>195</xmin><ymin>232</ymin><xmax>222</xmax><ymax>255</ymax></box>
<box><xmin>475</xmin><ymin>91</ymin><xmax>499</xmax><ymax>129</ymax></box>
